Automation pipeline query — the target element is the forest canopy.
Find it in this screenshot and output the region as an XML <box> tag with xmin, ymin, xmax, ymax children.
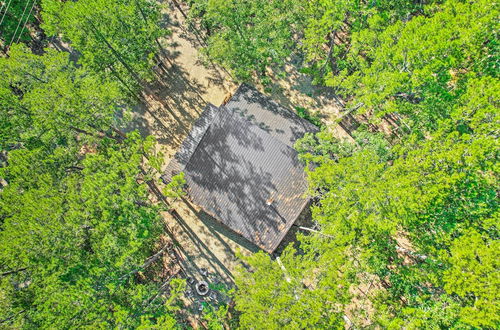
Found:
<box><xmin>1</xmin><ymin>0</ymin><xmax>498</xmax><ymax>328</ymax></box>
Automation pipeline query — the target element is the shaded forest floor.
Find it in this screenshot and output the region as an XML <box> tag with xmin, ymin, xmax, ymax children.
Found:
<box><xmin>124</xmin><ymin>1</ymin><xmax>351</xmax><ymax>325</ymax></box>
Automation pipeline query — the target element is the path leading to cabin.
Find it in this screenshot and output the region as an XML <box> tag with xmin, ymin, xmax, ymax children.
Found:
<box><xmin>124</xmin><ymin>1</ymin><xmax>349</xmax><ymax>322</ymax></box>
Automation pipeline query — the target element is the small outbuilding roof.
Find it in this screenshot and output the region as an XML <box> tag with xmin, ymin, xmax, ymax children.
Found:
<box><xmin>163</xmin><ymin>84</ymin><xmax>318</xmax><ymax>252</ymax></box>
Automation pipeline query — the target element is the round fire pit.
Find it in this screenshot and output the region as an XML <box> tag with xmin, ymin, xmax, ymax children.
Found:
<box><xmin>195</xmin><ymin>281</ymin><xmax>209</xmax><ymax>296</ymax></box>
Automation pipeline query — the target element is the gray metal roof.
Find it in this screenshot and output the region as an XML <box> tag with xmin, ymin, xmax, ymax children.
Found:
<box><xmin>162</xmin><ymin>103</ymin><xmax>219</xmax><ymax>182</ymax></box>
<box><xmin>225</xmin><ymin>84</ymin><xmax>318</xmax><ymax>148</ymax></box>
<box><xmin>163</xmin><ymin>85</ymin><xmax>319</xmax><ymax>252</ymax></box>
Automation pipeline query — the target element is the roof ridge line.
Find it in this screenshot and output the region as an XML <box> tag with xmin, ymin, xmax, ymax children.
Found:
<box><xmin>182</xmin><ymin>103</ymin><xmax>221</xmax><ymax>164</ymax></box>
<box><xmin>161</xmin><ymin>103</ymin><xmax>220</xmax><ymax>182</ymax></box>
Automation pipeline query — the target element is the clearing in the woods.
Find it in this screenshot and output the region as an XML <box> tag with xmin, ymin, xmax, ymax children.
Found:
<box><xmin>124</xmin><ymin>2</ymin><xmax>348</xmax><ymax>320</ymax></box>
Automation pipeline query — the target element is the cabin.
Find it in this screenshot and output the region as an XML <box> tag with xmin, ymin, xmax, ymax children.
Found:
<box><xmin>162</xmin><ymin>84</ymin><xmax>319</xmax><ymax>253</ymax></box>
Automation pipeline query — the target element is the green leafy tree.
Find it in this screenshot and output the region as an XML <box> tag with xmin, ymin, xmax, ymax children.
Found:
<box><xmin>0</xmin><ymin>42</ymin><xmax>180</xmax><ymax>329</ymax></box>
<box><xmin>297</xmin><ymin>0</ymin><xmax>435</xmax><ymax>84</ymax></box>
<box><xmin>234</xmin><ymin>9</ymin><xmax>498</xmax><ymax>324</ymax></box>
<box><xmin>443</xmin><ymin>229</ymin><xmax>499</xmax><ymax>328</ymax></box>
<box><xmin>234</xmin><ymin>247</ymin><xmax>347</xmax><ymax>329</ymax></box>
<box><xmin>290</xmin><ymin>62</ymin><xmax>498</xmax><ymax>327</ymax></box>
<box><xmin>163</xmin><ymin>172</ymin><xmax>187</xmax><ymax>201</ymax></box>
<box><xmin>0</xmin><ymin>133</ymin><xmax>180</xmax><ymax>328</ymax></box>
<box><xmin>188</xmin><ymin>0</ymin><xmax>301</xmax><ymax>80</ymax></box>
<box><xmin>41</xmin><ymin>0</ymin><xmax>166</xmax><ymax>94</ymax></box>
<box><xmin>0</xmin><ymin>0</ymin><xmax>38</xmax><ymax>49</ymax></box>
<box><xmin>328</xmin><ymin>0</ymin><xmax>497</xmax><ymax>133</ymax></box>
<box><xmin>0</xmin><ymin>43</ymin><xmax>124</xmax><ymax>148</ymax></box>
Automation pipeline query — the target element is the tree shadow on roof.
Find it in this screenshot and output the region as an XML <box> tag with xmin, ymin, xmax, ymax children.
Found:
<box><xmin>225</xmin><ymin>84</ymin><xmax>319</xmax><ymax>147</ymax></box>
<box><xmin>184</xmin><ymin>107</ymin><xmax>308</xmax><ymax>252</ymax></box>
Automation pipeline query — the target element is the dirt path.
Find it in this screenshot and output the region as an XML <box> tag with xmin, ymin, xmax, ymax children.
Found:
<box><xmin>125</xmin><ymin>2</ymin><xmax>351</xmax><ymax>323</ymax></box>
<box><xmin>123</xmin><ymin>4</ymin><xmax>249</xmax><ymax>322</ymax></box>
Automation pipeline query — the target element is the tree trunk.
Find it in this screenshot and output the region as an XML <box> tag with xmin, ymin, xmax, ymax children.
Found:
<box><xmin>0</xmin><ymin>268</ymin><xmax>27</xmax><ymax>277</ymax></box>
<box><xmin>70</xmin><ymin>125</ymin><xmax>103</xmax><ymax>138</ymax></box>
<box><xmin>86</xmin><ymin>20</ymin><xmax>145</xmax><ymax>88</ymax></box>
<box><xmin>0</xmin><ymin>310</ymin><xmax>26</xmax><ymax>324</ymax></box>
<box><xmin>324</xmin><ymin>31</ymin><xmax>335</xmax><ymax>65</ymax></box>
<box><xmin>327</xmin><ymin>31</ymin><xmax>338</xmax><ymax>74</ymax></box>
<box><xmin>139</xmin><ymin>166</ymin><xmax>171</xmax><ymax>207</ymax></box>
<box><xmin>107</xmin><ymin>64</ymin><xmax>140</xmax><ymax>99</ymax></box>
<box><xmin>111</xmin><ymin>126</ymin><xmax>127</xmax><ymax>139</ymax></box>
<box><xmin>134</xmin><ymin>1</ymin><xmax>173</xmax><ymax>66</ymax></box>
<box><xmin>275</xmin><ymin>256</ymin><xmax>292</xmax><ymax>283</ymax></box>
<box><xmin>172</xmin><ymin>0</ymin><xmax>188</xmax><ymax>20</ymax></box>
<box><xmin>118</xmin><ymin>243</ymin><xmax>172</xmax><ymax>281</ymax></box>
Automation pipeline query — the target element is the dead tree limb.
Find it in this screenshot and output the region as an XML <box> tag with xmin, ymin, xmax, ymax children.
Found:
<box><xmin>118</xmin><ymin>243</ymin><xmax>171</xmax><ymax>281</ymax></box>
<box><xmin>0</xmin><ymin>267</ymin><xmax>27</xmax><ymax>277</ymax></box>
<box><xmin>296</xmin><ymin>226</ymin><xmax>335</xmax><ymax>239</ymax></box>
